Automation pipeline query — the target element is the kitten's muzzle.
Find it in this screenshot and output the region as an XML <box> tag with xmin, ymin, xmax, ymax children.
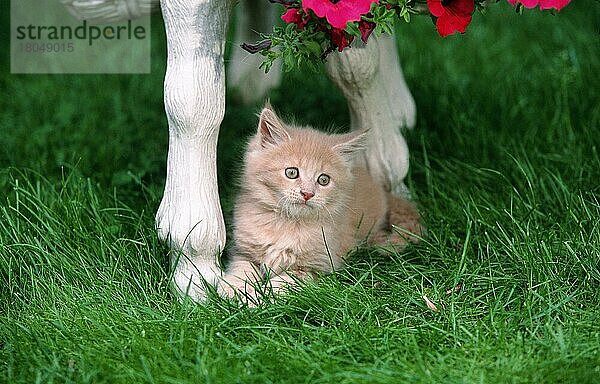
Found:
<box><xmin>300</xmin><ymin>191</ymin><xmax>315</xmax><ymax>201</ymax></box>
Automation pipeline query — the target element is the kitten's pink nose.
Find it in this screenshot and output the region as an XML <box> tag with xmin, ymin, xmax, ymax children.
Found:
<box><xmin>301</xmin><ymin>191</ymin><xmax>314</xmax><ymax>201</ymax></box>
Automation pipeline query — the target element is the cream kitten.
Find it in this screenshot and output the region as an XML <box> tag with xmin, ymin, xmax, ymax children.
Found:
<box><xmin>218</xmin><ymin>106</ymin><xmax>422</xmax><ymax>304</ymax></box>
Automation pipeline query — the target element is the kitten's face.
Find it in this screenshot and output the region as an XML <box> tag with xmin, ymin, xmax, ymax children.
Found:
<box><xmin>257</xmin><ymin>150</ymin><xmax>350</xmax><ymax>220</ymax></box>
<box><xmin>243</xmin><ymin>107</ymin><xmax>366</xmax><ymax>222</ymax></box>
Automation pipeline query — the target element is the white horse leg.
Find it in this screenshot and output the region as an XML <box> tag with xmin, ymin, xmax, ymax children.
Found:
<box><xmin>157</xmin><ymin>0</ymin><xmax>232</xmax><ymax>301</ymax></box>
<box><xmin>378</xmin><ymin>34</ymin><xmax>416</xmax><ymax>130</ymax></box>
<box><xmin>60</xmin><ymin>0</ymin><xmax>158</xmax><ymax>23</ymax></box>
<box><xmin>227</xmin><ymin>0</ymin><xmax>282</xmax><ymax>104</ymax></box>
<box><xmin>325</xmin><ymin>36</ymin><xmax>415</xmax><ymax>197</ymax></box>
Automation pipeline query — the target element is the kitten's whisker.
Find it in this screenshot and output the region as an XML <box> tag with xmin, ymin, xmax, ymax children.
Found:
<box><xmin>335</xmin><ymin>200</ymin><xmax>361</xmax><ymax>216</ymax></box>
<box><xmin>282</xmin><ymin>196</ymin><xmax>296</xmax><ymax>219</ymax></box>
<box><xmin>274</xmin><ymin>195</ymin><xmax>288</xmax><ymax>216</ymax></box>
<box><xmin>323</xmin><ymin>204</ymin><xmax>336</xmax><ymax>225</ymax></box>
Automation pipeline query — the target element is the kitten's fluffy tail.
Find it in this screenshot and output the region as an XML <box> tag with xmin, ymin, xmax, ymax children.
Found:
<box><xmin>369</xmin><ymin>195</ymin><xmax>424</xmax><ymax>248</ymax></box>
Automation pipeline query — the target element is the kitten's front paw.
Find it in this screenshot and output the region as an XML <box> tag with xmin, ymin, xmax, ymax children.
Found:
<box><xmin>370</xmin><ymin>227</ymin><xmax>425</xmax><ymax>255</ymax></box>
<box><xmin>217</xmin><ymin>277</ymin><xmax>262</xmax><ymax>307</ymax></box>
<box><xmin>376</xmin><ymin>195</ymin><xmax>425</xmax><ymax>248</ymax></box>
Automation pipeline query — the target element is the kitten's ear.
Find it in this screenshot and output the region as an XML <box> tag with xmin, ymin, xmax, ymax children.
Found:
<box><xmin>258</xmin><ymin>106</ymin><xmax>290</xmax><ymax>148</ymax></box>
<box><xmin>333</xmin><ymin>131</ymin><xmax>369</xmax><ymax>161</ymax></box>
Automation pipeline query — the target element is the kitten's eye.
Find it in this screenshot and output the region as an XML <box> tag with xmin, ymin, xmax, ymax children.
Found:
<box><xmin>285</xmin><ymin>167</ymin><xmax>299</xmax><ymax>179</ymax></box>
<box><xmin>317</xmin><ymin>174</ymin><xmax>330</xmax><ymax>186</ymax></box>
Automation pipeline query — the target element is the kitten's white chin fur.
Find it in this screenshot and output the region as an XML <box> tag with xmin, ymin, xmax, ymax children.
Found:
<box><xmin>286</xmin><ymin>200</ymin><xmax>322</xmax><ymax>218</ymax></box>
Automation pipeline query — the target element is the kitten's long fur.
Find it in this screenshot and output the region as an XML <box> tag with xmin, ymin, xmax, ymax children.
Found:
<box><xmin>219</xmin><ymin>106</ymin><xmax>422</xmax><ymax>304</ymax></box>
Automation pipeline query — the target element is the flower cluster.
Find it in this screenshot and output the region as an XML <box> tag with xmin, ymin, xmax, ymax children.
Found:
<box><xmin>277</xmin><ymin>0</ymin><xmax>380</xmax><ymax>53</ymax></box>
<box><xmin>507</xmin><ymin>0</ymin><xmax>571</xmax><ymax>10</ymax></box>
<box><xmin>243</xmin><ymin>0</ymin><xmax>572</xmax><ymax>72</ymax></box>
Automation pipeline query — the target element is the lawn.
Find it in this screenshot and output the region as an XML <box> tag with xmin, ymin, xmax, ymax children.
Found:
<box><xmin>1</xmin><ymin>2</ymin><xmax>599</xmax><ymax>383</ymax></box>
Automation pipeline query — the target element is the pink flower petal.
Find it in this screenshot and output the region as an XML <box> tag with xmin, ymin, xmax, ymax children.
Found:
<box><xmin>281</xmin><ymin>7</ymin><xmax>308</xmax><ymax>29</ymax></box>
<box><xmin>538</xmin><ymin>0</ymin><xmax>571</xmax><ymax>10</ymax></box>
<box><xmin>328</xmin><ymin>2</ymin><xmax>361</xmax><ymax>28</ymax></box>
<box><xmin>507</xmin><ymin>0</ymin><xmax>540</xmax><ymax>8</ymax></box>
<box><xmin>281</xmin><ymin>8</ymin><xmax>300</xmax><ymax>24</ymax></box>
<box><xmin>302</xmin><ymin>0</ymin><xmax>332</xmax><ymax>18</ymax></box>
<box><xmin>303</xmin><ymin>0</ymin><xmax>378</xmax><ymax>30</ymax></box>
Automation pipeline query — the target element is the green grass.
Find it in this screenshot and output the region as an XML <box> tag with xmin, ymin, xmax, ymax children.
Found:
<box><xmin>1</xmin><ymin>2</ymin><xmax>599</xmax><ymax>383</ymax></box>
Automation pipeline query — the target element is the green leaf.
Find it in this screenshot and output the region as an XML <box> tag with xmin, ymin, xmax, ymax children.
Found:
<box><xmin>345</xmin><ymin>22</ymin><xmax>361</xmax><ymax>38</ymax></box>
<box><xmin>304</xmin><ymin>40</ymin><xmax>322</xmax><ymax>57</ymax></box>
<box><xmin>283</xmin><ymin>52</ymin><xmax>296</xmax><ymax>71</ymax></box>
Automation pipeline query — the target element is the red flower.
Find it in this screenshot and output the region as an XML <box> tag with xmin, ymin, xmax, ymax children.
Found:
<box><xmin>330</xmin><ymin>28</ymin><xmax>355</xmax><ymax>51</ymax></box>
<box><xmin>427</xmin><ymin>0</ymin><xmax>475</xmax><ymax>37</ymax></box>
<box><xmin>302</xmin><ymin>0</ymin><xmax>379</xmax><ymax>30</ymax></box>
<box><xmin>358</xmin><ymin>20</ymin><xmax>376</xmax><ymax>43</ymax></box>
<box><xmin>281</xmin><ymin>8</ymin><xmax>309</xmax><ymax>30</ymax></box>
<box><xmin>507</xmin><ymin>0</ymin><xmax>571</xmax><ymax>11</ymax></box>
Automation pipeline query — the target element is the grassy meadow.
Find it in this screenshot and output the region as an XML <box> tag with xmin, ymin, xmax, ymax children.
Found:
<box><xmin>1</xmin><ymin>1</ymin><xmax>599</xmax><ymax>383</ymax></box>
